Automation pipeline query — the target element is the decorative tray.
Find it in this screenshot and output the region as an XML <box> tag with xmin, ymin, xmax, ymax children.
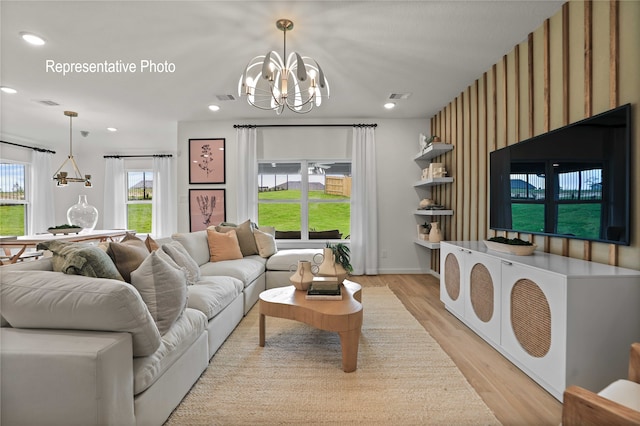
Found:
<box><xmin>48</xmin><ymin>227</ymin><xmax>82</xmax><ymax>235</ymax></box>
<box><xmin>483</xmin><ymin>240</ymin><xmax>537</xmax><ymax>256</ymax></box>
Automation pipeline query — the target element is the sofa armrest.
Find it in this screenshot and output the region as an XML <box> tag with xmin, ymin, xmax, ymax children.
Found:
<box><xmin>562</xmin><ymin>385</ymin><xmax>640</xmax><ymax>426</ymax></box>
<box><xmin>1</xmin><ymin>328</ymin><xmax>135</xmax><ymax>426</ymax></box>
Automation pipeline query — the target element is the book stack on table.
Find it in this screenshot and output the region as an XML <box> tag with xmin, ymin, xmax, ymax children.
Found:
<box><xmin>306</xmin><ymin>277</ymin><xmax>342</xmax><ymax>300</ymax></box>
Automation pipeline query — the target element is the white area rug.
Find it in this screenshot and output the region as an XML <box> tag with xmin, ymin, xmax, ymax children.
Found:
<box><xmin>165</xmin><ymin>286</ymin><xmax>500</xmax><ymax>425</ymax></box>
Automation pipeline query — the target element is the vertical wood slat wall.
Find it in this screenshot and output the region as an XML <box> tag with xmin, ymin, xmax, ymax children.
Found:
<box><xmin>429</xmin><ymin>0</ymin><xmax>639</xmax><ymax>272</ymax></box>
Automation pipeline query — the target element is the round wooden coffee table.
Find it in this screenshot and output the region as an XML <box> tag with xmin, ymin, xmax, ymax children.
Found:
<box><xmin>259</xmin><ymin>280</ymin><xmax>363</xmax><ymax>372</ymax></box>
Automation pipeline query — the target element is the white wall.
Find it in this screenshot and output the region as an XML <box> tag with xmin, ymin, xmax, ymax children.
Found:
<box><xmin>177</xmin><ymin>117</ymin><xmax>433</xmax><ymax>274</ymax></box>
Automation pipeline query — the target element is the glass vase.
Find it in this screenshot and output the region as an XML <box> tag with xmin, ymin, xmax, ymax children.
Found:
<box><xmin>67</xmin><ymin>194</ymin><xmax>99</xmax><ymax>232</ymax></box>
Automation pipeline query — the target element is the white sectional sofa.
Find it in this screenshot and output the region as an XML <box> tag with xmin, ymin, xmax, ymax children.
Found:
<box><xmin>0</xmin><ymin>229</ymin><xmax>324</xmax><ymax>426</ymax></box>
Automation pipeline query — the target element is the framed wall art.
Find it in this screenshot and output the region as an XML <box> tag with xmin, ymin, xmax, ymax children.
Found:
<box><xmin>189</xmin><ymin>138</ymin><xmax>225</xmax><ymax>184</ymax></box>
<box><xmin>189</xmin><ymin>189</ymin><xmax>226</xmax><ymax>231</ymax></box>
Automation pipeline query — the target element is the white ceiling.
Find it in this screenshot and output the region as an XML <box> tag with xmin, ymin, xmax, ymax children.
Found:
<box><xmin>1</xmin><ymin>0</ymin><xmax>565</xmax><ymax>154</ymax></box>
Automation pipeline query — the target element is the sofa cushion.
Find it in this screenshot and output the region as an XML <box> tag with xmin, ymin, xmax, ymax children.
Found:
<box><xmin>132</xmin><ymin>308</ymin><xmax>206</xmax><ymax>395</ymax></box>
<box><xmin>130</xmin><ymin>251</ymin><xmax>188</xmax><ymax>335</ymax></box>
<box><xmin>187</xmin><ymin>276</ymin><xmax>243</xmax><ymax>320</ymax></box>
<box><xmin>36</xmin><ymin>240</ymin><xmax>124</xmax><ymax>281</ymax></box>
<box><xmin>253</xmin><ymin>229</ymin><xmax>278</xmax><ymax>258</ymax></box>
<box><xmin>0</xmin><ymin>270</ymin><xmax>161</xmax><ymax>357</ymax></box>
<box><xmin>266</xmin><ymin>248</ymin><xmax>324</xmax><ymax>271</ymax></box>
<box><xmin>199</xmin><ymin>258</ymin><xmax>265</xmax><ymax>288</ymax></box>
<box><xmin>106</xmin><ymin>239</ymin><xmax>150</xmax><ymax>283</ymax></box>
<box><xmin>310</xmin><ymin>229</ymin><xmax>343</xmax><ymax>239</ymax></box>
<box><xmin>161</xmin><ymin>241</ymin><xmax>201</xmax><ymax>285</ymax></box>
<box><xmin>171</xmin><ymin>231</ymin><xmax>209</xmax><ymax>266</ymax></box>
<box><xmin>216</xmin><ymin>219</ymin><xmax>259</xmax><ymax>256</ymax></box>
<box><xmin>206</xmin><ymin>228</ymin><xmax>243</xmax><ymax>262</ymax></box>
<box><xmin>145</xmin><ymin>235</ymin><xmax>160</xmax><ymax>251</ymax></box>
<box><xmin>275</xmin><ymin>230</ymin><xmax>301</xmax><ymax>239</ymax></box>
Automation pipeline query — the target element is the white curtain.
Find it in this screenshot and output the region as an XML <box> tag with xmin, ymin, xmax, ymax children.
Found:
<box><xmin>152</xmin><ymin>156</ymin><xmax>176</xmax><ymax>237</ymax></box>
<box><xmin>236</xmin><ymin>127</ymin><xmax>258</xmax><ymax>222</ymax></box>
<box><xmin>103</xmin><ymin>158</ymin><xmax>127</xmax><ymax>230</ymax></box>
<box><xmin>350</xmin><ymin>127</ymin><xmax>378</xmax><ymax>275</ymax></box>
<box><xmin>28</xmin><ymin>150</ymin><xmax>54</xmax><ymax>234</ymax></box>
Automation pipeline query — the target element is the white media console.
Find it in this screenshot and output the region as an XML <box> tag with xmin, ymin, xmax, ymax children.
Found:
<box><xmin>440</xmin><ymin>241</ymin><xmax>640</xmax><ymax>401</ymax></box>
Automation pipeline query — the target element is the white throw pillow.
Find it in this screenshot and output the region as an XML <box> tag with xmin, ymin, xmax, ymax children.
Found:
<box><xmin>130</xmin><ymin>251</ymin><xmax>188</xmax><ymax>335</ymax></box>
<box><xmin>161</xmin><ymin>241</ymin><xmax>201</xmax><ymax>285</ymax></box>
<box><xmin>253</xmin><ymin>229</ymin><xmax>278</xmax><ymax>258</ymax></box>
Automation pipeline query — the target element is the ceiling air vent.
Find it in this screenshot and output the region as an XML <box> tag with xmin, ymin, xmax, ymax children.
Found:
<box><xmin>216</xmin><ymin>94</ymin><xmax>236</xmax><ymax>101</ymax></box>
<box><xmin>36</xmin><ymin>100</ymin><xmax>60</xmax><ymax>106</ymax></box>
<box><xmin>388</xmin><ymin>93</ymin><xmax>412</xmax><ymax>100</ymax></box>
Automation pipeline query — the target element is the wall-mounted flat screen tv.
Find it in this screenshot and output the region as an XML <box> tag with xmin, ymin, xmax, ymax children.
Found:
<box><xmin>490</xmin><ymin>103</ymin><xmax>631</xmax><ymax>245</ymax></box>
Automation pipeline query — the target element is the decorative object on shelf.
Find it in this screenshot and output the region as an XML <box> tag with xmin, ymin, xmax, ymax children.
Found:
<box><xmin>52</xmin><ymin>111</ymin><xmax>92</xmax><ymax>187</ymax></box>
<box><xmin>423</xmin><ymin>135</ymin><xmax>442</xmax><ymax>149</ymax></box>
<box><xmin>432</xmin><ymin>167</ymin><xmax>447</xmax><ymax>178</ymax></box>
<box><xmin>421</xmin><ymin>168</ymin><xmax>430</xmax><ymax>180</ymax></box>
<box><xmin>428</xmin><ymin>163</ymin><xmax>447</xmax><ymax>179</ymax></box>
<box><xmin>289</xmin><ymin>260</ymin><xmax>314</xmax><ymax>291</ymax></box>
<box><xmin>66</xmin><ymin>195</ymin><xmax>98</xmax><ymax>232</ymax></box>
<box><xmin>483</xmin><ymin>238</ymin><xmax>537</xmax><ymax>256</ymax></box>
<box><xmin>417</xmin><ymin>222</ymin><xmax>430</xmax><ymax>240</ymax></box>
<box><xmin>417</xmin><ymin>222</ymin><xmax>430</xmax><ymax>235</ymax></box>
<box><xmin>47</xmin><ymin>224</ymin><xmax>82</xmax><ymax>235</ymax></box>
<box><xmin>419</xmin><ymin>198</ymin><xmax>435</xmax><ymax>209</ymax></box>
<box><xmin>419</xmin><ymin>133</ymin><xmax>428</xmax><ymax>151</ymax></box>
<box><xmin>238</xmin><ymin>18</ymin><xmax>329</xmax><ymax>115</ymax></box>
<box><xmin>428</xmin><ymin>222</ymin><xmax>443</xmax><ymax>243</ymax></box>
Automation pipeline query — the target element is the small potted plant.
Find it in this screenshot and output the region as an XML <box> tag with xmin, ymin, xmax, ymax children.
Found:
<box><xmin>417</xmin><ymin>222</ymin><xmax>430</xmax><ymax>239</ymax></box>
<box><xmin>326</xmin><ymin>242</ymin><xmax>353</xmax><ymax>278</ymax></box>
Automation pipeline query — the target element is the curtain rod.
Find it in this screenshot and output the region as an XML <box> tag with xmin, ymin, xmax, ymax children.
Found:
<box><xmin>103</xmin><ymin>154</ymin><xmax>173</xmax><ymax>159</ymax></box>
<box><xmin>233</xmin><ymin>123</ymin><xmax>377</xmax><ymax>129</ymax></box>
<box><xmin>1</xmin><ymin>140</ymin><xmax>56</xmax><ymax>154</ymax></box>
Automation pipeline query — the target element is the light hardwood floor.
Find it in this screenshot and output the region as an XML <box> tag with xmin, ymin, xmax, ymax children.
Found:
<box><xmin>351</xmin><ymin>274</ymin><xmax>563</xmax><ymax>426</ymax></box>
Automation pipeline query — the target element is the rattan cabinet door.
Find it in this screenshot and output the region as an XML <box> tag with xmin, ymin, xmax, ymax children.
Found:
<box><xmin>500</xmin><ymin>262</ymin><xmax>567</xmax><ymax>396</ymax></box>
<box><xmin>463</xmin><ymin>251</ymin><xmax>502</xmax><ymax>345</ymax></box>
<box><xmin>439</xmin><ymin>243</ymin><xmax>466</xmax><ymax>318</ymax></box>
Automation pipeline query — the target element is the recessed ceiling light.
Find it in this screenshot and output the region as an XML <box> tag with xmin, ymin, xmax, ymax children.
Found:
<box><xmin>0</xmin><ymin>87</ymin><xmax>17</xmax><ymax>94</ymax></box>
<box><xmin>384</xmin><ymin>102</ymin><xmax>396</xmax><ymax>110</ymax></box>
<box><xmin>20</xmin><ymin>32</ymin><xmax>45</xmax><ymax>46</ymax></box>
<box><xmin>107</xmin><ymin>127</ymin><xmax>118</xmax><ymax>132</ymax></box>
<box><xmin>208</xmin><ymin>104</ymin><xmax>220</xmax><ymax>112</ymax></box>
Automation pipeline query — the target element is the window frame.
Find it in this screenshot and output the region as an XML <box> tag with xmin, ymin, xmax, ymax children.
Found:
<box><xmin>0</xmin><ymin>160</ymin><xmax>30</xmax><ymax>235</ymax></box>
<box><xmin>257</xmin><ymin>159</ymin><xmax>351</xmax><ymax>244</ymax></box>
<box><xmin>125</xmin><ymin>169</ymin><xmax>153</xmax><ymax>233</ymax></box>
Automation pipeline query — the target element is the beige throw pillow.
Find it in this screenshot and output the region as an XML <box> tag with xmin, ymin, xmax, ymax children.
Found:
<box><xmin>216</xmin><ymin>219</ymin><xmax>258</xmax><ymax>256</ymax></box>
<box><xmin>161</xmin><ymin>242</ymin><xmax>201</xmax><ymax>285</ymax></box>
<box><xmin>106</xmin><ymin>240</ymin><xmax>150</xmax><ymax>283</ymax></box>
<box><xmin>130</xmin><ymin>251</ymin><xmax>188</xmax><ymax>335</ymax></box>
<box><xmin>207</xmin><ymin>228</ymin><xmax>243</xmax><ymax>262</ymax></box>
<box><xmin>253</xmin><ymin>229</ymin><xmax>278</xmax><ymax>258</ymax></box>
<box><xmin>145</xmin><ymin>235</ymin><xmax>160</xmax><ymax>252</ymax></box>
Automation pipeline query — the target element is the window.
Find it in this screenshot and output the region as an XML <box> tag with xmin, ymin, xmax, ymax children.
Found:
<box><xmin>127</xmin><ymin>170</ymin><xmax>153</xmax><ymax>233</ymax></box>
<box><xmin>0</xmin><ymin>161</ymin><xmax>28</xmax><ymax>235</ymax></box>
<box><xmin>258</xmin><ymin>161</ymin><xmax>351</xmax><ymax>240</ymax></box>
